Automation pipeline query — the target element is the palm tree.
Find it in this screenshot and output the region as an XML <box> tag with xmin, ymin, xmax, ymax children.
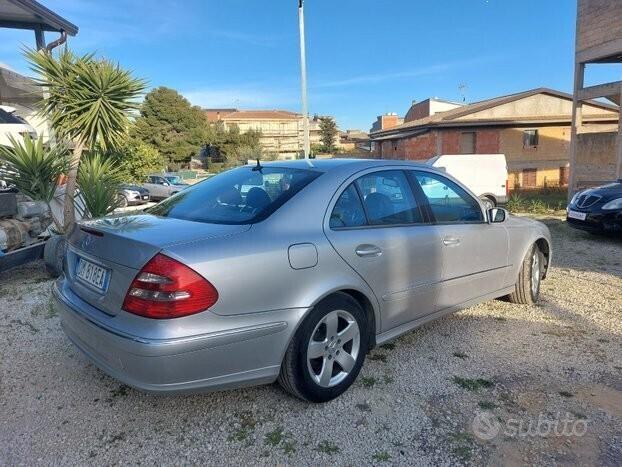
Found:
<box><xmin>24</xmin><ymin>47</ymin><xmax>146</xmax><ymax>231</ymax></box>
<box><xmin>0</xmin><ymin>134</ymin><xmax>68</xmax><ymax>230</ymax></box>
<box><xmin>77</xmin><ymin>153</ymin><xmax>122</xmax><ymax>219</ymax></box>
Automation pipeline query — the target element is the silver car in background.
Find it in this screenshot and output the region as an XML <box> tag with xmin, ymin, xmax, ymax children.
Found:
<box><xmin>53</xmin><ymin>159</ymin><xmax>552</xmax><ymax>402</ymax></box>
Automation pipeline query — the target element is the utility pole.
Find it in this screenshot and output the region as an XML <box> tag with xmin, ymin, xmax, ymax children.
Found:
<box><xmin>298</xmin><ymin>0</ymin><xmax>310</xmax><ymax>158</ymax></box>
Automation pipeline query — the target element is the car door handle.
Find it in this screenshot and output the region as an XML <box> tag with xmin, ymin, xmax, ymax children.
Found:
<box><xmin>355</xmin><ymin>244</ymin><xmax>382</xmax><ymax>257</ymax></box>
<box><xmin>442</xmin><ymin>237</ymin><xmax>461</xmax><ymax>246</ymax></box>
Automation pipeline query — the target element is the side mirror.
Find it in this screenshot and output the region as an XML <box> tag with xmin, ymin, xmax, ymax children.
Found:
<box><xmin>488</xmin><ymin>208</ymin><xmax>507</xmax><ymax>223</ymax></box>
<box><xmin>162</xmin><ymin>182</ymin><xmax>170</xmax><ymax>186</ymax></box>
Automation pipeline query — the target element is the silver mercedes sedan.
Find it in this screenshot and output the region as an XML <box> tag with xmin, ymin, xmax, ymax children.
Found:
<box><xmin>53</xmin><ymin>159</ymin><xmax>552</xmax><ymax>402</ymax></box>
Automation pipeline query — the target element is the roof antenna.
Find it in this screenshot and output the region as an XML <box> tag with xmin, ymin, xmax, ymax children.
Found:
<box><xmin>252</xmin><ymin>158</ymin><xmax>263</xmax><ymax>172</ymax></box>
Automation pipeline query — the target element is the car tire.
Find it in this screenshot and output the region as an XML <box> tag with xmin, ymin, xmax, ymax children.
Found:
<box><xmin>44</xmin><ymin>234</ymin><xmax>66</xmax><ymax>278</ymax></box>
<box><xmin>507</xmin><ymin>244</ymin><xmax>544</xmax><ymax>304</ymax></box>
<box><xmin>118</xmin><ymin>195</ymin><xmax>128</xmax><ymax>208</ymax></box>
<box><xmin>278</xmin><ymin>292</ymin><xmax>369</xmax><ymax>402</ymax></box>
<box><xmin>481</xmin><ymin>196</ymin><xmax>496</xmax><ymax>210</ymax></box>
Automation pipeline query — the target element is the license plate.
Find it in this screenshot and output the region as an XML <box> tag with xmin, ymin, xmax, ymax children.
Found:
<box><xmin>142</xmin><ymin>195</ymin><xmax>149</xmax><ymax>200</ymax></box>
<box><xmin>76</xmin><ymin>258</ymin><xmax>109</xmax><ymax>291</ymax></box>
<box><xmin>568</xmin><ymin>209</ymin><xmax>587</xmax><ymax>221</ymax></box>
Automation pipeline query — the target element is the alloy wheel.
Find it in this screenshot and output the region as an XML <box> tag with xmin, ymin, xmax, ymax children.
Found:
<box><xmin>531</xmin><ymin>252</ymin><xmax>541</xmax><ymax>296</ymax></box>
<box><xmin>306</xmin><ymin>309</ymin><xmax>360</xmax><ymax>388</ymax></box>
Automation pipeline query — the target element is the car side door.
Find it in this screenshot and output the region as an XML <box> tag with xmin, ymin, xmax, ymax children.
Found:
<box><xmin>410</xmin><ymin>170</ymin><xmax>509</xmax><ymax>311</ymax></box>
<box><xmin>324</xmin><ymin>169</ymin><xmax>443</xmax><ymax>332</ymax></box>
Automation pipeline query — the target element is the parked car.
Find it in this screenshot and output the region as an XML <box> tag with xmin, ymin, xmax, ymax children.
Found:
<box><xmin>117</xmin><ymin>184</ymin><xmax>150</xmax><ymax>207</ymax></box>
<box><xmin>567</xmin><ymin>179</ymin><xmax>622</xmax><ymax>234</ymax></box>
<box><xmin>53</xmin><ymin>160</ymin><xmax>551</xmax><ymax>402</ymax></box>
<box><xmin>0</xmin><ymin>106</ymin><xmax>37</xmax><ymax>146</ymax></box>
<box><xmin>427</xmin><ymin>153</ymin><xmax>508</xmax><ymax>209</ymax></box>
<box><xmin>142</xmin><ymin>173</ymin><xmax>189</xmax><ymax>200</ymax></box>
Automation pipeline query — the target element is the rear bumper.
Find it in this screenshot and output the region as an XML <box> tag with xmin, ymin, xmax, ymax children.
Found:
<box><xmin>53</xmin><ymin>280</ymin><xmax>306</xmax><ymax>394</ymax></box>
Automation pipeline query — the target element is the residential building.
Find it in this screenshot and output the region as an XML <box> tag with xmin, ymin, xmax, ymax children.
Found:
<box><xmin>569</xmin><ymin>0</ymin><xmax>622</xmax><ymax>193</ymax></box>
<box><xmin>203</xmin><ymin>108</ymin><xmax>327</xmax><ymax>159</ymax></box>
<box><xmin>370</xmin><ymin>88</ymin><xmax>618</xmax><ymax>189</ymax></box>
<box><xmin>370</xmin><ymin>112</ymin><xmax>403</xmax><ymax>133</ymax></box>
<box><xmin>338</xmin><ymin>130</ymin><xmax>371</xmax><ymax>154</ymax></box>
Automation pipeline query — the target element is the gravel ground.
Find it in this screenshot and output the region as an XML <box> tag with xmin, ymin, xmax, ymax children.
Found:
<box><xmin>1</xmin><ymin>215</ymin><xmax>620</xmax><ymax>466</ymax></box>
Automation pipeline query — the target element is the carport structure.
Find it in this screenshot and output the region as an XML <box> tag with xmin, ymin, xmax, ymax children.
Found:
<box><xmin>0</xmin><ymin>0</ymin><xmax>78</xmax><ymax>50</ymax></box>
<box><xmin>569</xmin><ymin>0</ymin><xmax>622</xmax><ymax>195</ymax></box>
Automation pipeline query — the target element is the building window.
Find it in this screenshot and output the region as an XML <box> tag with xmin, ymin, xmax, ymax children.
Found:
<box><xmin>523</xmin><ymin>129</ymin><xmax>539</xmax><ymax>147</ymax></box>
<box><xmin>522</xmin><ymin>168</ymin><xmax>537</xmax><ymax>188</ymax></box>
<box><xmin>460</xmin><ymin>132</ymin><xmax>476</xmax><ymax>154</ymax></box>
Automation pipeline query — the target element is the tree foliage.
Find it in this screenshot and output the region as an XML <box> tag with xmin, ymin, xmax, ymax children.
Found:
<box><xmin>109</xmin><ymin>137</ymin><xmax>165</xmax><ymax>184</ymax></box>
<box><xmin>132</xmin><ymin>87</ymin><xmax>209</xmax><ymax>165</ymax></box>
<box><xmin>206</xmin><ymin>122</ymin><xmax>262</xmax><ymax>165</ymax></box>
<box><xmin>318</xmin><ymin>116</ymin><xmax>338</xmax><ymax>153</ymax></box>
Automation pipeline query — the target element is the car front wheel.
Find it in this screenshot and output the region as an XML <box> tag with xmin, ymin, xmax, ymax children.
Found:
<box><xmin>278</xmin><ymin>293</ymin><xmax>368</xmax><ymax>402</ymax></box>
<box><xmin>508</xmin><ymin>244</ymin><xmax>544</xmax><ymax>304</ymax></box>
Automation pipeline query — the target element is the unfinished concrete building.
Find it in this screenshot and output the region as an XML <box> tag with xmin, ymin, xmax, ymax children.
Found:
<box><xmin>569</xmin><ymin>0</ymin><xmax>622</xmax><ymax>194</ymax></box>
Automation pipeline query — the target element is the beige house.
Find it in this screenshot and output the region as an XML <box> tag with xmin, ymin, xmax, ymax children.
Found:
<box><xmin>204</xmin><ymin>109</ymin><xmax>325</xmax><ymax>159</ymax></box>
<box><xmin>370</xmin><ymin>88</ymin><xmax>618</xmax><ymax>189</ymax></box>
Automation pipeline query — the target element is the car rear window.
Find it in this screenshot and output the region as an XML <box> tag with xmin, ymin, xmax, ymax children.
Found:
<box><xmin>148</xmin><ymin>166</ymin><xmax>321</xmax><ymax>224</ymax></box>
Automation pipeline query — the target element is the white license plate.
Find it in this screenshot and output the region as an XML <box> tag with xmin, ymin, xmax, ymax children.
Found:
<box><xmin>568</xmin><ymin>209</ymin><xmax>587</xmax><ymax>221</ymax></box>
<box><xmin>142</xmin><ymin>195</ymin><xmax>149</xmax><ymax>200</ymax></box>
<box><xmin>76</xmin><ymin>258</ymin><xmax>109</xmax><ymax>291</ymax></box>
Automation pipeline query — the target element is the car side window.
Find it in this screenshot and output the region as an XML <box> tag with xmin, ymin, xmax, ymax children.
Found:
<box><xmin>413</xmin><ymin>171</ymin><xmax>483</xmax><ymax>223</ymax></box>
<box><xmin>330</xmin><ymin>184</ymin><xmax>366</xmax><ymax>228</ymax></box>
<box><xmin>355</xmin><ymin>170</ymin><xmax>423</xmax><ymax>225</ymax></box>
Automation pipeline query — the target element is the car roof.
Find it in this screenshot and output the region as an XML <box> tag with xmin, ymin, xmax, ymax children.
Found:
<box><xmin>255</xmin><ymin>158</ymin><xmax>428</xmax><ymax>172</ymax></box>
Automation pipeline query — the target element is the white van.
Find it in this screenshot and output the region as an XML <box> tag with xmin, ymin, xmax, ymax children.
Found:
<box><xmin>427</xmin><ymin>153</ymin><xmax>508</xmax><ymax>208</ymax></box>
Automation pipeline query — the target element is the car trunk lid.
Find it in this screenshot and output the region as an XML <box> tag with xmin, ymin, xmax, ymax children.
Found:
<box><xmin>65</xmin><ymin>214</ymin><xmax>250</xmax><ymax>316</ymax></box>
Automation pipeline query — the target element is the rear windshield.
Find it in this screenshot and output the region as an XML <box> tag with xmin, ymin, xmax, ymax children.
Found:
<box><xmin>148</xmin><ymin>166</ymin><xmax>321</xmax><ymax>224</ymax></box>
<box><xmin>165</xmin><ymin>175</ymin><xmax>183</xmax><ymax>184</ymax></box>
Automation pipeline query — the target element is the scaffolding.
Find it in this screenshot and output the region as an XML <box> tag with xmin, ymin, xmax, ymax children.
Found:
<box><xmin>569</xmin><ymin>0</ymin><xmax>622</xmax><ymax>195</ymax></box>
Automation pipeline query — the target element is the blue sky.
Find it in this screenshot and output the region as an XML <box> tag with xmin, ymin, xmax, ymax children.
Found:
<box><xmin>1</xmin><ymin>0</ymin><xmax>620</xmax><ymax>130</ymax></box>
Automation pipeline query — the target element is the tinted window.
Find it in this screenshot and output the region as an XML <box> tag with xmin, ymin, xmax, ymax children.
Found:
<box><xmin>330</xmin><ymin>184</ymin><xmax>366</xmax><ymax>228</ymax></box>
<box><xmin>148</xmin><ymin>166</ymin><xmax>321</xmax><ymax>224</ymax></box>
<box><xmin>355</xmin><ymin>170</ymin><xmax>423</xmax><ymax>225</ymax></box>
<box><xmin>0</xmin><ymin>109</ymin><xmax>26</xmax><ymax>124</ymax></box>
<box><xmin>414</xmin><ymin>172</ymin><xmax>483</xmax><ymax>223</ymax></box>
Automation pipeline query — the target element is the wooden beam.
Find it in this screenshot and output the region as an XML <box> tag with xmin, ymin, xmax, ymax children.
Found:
<box><xmin>576</xmin><ymin>37</ymin><xmax>622</xmax><ymax>64</ymax></box>
<box><xmin>577</xmin><ymin>81</ymin><xmax>622</xmax><ymax>101</ymax></box>
<box><xmin>34</xmin><ymin>24</ymin><xmax>45</xmax><ymax>50</ymax></box>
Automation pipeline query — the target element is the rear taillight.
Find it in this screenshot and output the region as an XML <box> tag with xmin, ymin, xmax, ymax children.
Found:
<box><xmin>122</xmin><ymin>253</ymin><xmax>218</xmax><ymax>319</ymax></box>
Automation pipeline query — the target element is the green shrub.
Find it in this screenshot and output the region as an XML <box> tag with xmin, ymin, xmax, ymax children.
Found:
<box><xmin>77</xmin><ymin>154</ymin><xmax>122</xmax><ymax>218</ymax></box>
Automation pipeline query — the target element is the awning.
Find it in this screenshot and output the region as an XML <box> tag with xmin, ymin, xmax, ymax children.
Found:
<box><xmin>0</xmin><ymin>0</ymin><xmax>78</xmax><ymax>35</ymax></box>
<box><xmin>370</xmin><ymin>129</ymin><xmax>428</xmax><ymax>141</ymax></box>
<box><xmin>0</xmin><ymin>67</ymin><xmax>41</xmax><ymax>109</ymax></box>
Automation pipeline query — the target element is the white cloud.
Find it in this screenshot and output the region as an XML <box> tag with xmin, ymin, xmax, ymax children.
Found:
<box><xmin>182</xmin><ymin>86</ymin><xmax>298</xmax><ymax>109</ymax></box>
<box><xmin>314</xmin><ymin>56</ymin><xmax>499</xmax><ymax>88</ymax></box>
